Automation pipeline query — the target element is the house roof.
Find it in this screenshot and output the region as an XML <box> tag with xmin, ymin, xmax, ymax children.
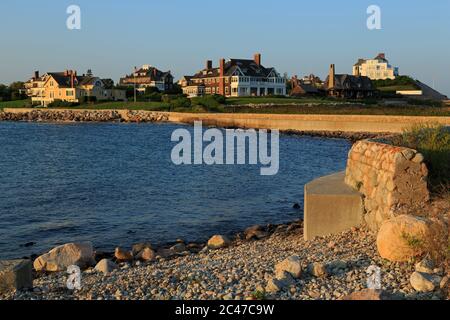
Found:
<box><xmin>128</xmin><ymin>66</ymin><xmax>172</xmax><ymax>82</ymax></box>
<box><xmin>47</xmin><ymin>72</ymin><xmax>91</xmax><ymax>88</ymax></box>
<box><xmin>290</xmin><ymin>83</ymin><xmax>320</xmax><ymax>96</ymax></box>
<box><xmin>353</xmin><ymin>59</ymin><xmax>366</xmax><ymax>67</ymax></box>
<box><xmin>188</xmin><ymin>58</ymin><xmax>278</xmax><ymax>79</ymax></box>
<box><xmin>324</xmin><ymin>74</ymin><xmax>375</xmax><ymax>91</ymax></box>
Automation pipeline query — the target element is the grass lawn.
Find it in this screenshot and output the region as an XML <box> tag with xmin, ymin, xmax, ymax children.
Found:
<box><xmin>377</xmin><ymin>85</ymin><xmax>419</xmax><ymax>92</ymax></box>
<box><xmin>224</xmin><ymin>104</ymin><xmax>450</xmax><ymax>117</ymax></box>
<box><xmin>0</xmin><ymin>99</ymin><xmax>29</xmax><ymax>110</ymax></box>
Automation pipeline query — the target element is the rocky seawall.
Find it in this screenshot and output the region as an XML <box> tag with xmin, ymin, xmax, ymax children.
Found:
<box><xmin>0</xmin><ymin>109</ymin><xmax>169</xmax><ymax>123</ymax></box>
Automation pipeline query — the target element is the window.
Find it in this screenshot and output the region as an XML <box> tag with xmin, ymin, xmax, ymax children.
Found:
<box><xmin>66</xmin><ymin>90</ymin><xmax>73</xmax><ymax>96</ymax></box>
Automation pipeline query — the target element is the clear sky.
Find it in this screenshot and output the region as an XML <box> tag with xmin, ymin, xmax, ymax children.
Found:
<box><xmin>0</xmin><ymin>0</ymin><xmax>449</xmax><ymax>95</ymax></box>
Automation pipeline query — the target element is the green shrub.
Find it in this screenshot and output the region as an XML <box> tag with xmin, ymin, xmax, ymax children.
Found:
<box><xmin>171</xmin><ymin>97</ymin><xmax>191</xmax><ymax>109</ymax></box>
<box><xmin>191</xmin><ymin>94</ymin><xmax>226</xmax><ymax>111</ymax></box>
<box><xmin>373</xmin><ymin>76</ymin><xmax>419</xmax><ymax>89</ymax></box>
<box><xmin>392</xmin><ymin>124</ymin><xmax>450</xmax><ymax>188</ymax></box>
<box><xmin>47</xmin><ymin>100</ymin><xmax>79</xmax><ymax>108</ymax></box>
<box><xmin>82</xmin><ymin>96</ymin><xmax>97</xmax><ymax>104</ymax></box>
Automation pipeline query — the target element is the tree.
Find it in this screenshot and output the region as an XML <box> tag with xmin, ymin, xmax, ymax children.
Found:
<box><xmin>8</xmin><ymin>82</ymin><xmax>27</xmax><ymax>100</ymax></box>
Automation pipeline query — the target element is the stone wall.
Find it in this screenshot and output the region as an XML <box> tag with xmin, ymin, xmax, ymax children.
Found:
<box><xmin>4</xmin><ymin>108</ymin><xmax>450</xmax><ymax>133</ymax></box>
<box><xmin>345</xmin><ymin>140</ymin><xmax>430</xmax><ymax>231</ymax></box>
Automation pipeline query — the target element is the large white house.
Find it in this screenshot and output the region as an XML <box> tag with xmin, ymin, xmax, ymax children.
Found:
<box><xmin>352</xmin><ymin>53</ymin><xmax>399</xmax><ymax>80</ymax></box>
<box><xmin>181</xmin><ymin>53</ymin><xmax>286</xmax><ymax>98</ymax></box>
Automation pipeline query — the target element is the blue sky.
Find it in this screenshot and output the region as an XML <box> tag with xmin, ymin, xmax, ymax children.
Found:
<box><xmin>1</xmin><ymin>0</ymin><xmax>449</xmax><ymax>95</ymax></box>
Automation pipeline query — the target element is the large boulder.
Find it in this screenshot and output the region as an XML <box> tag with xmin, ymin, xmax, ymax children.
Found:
<box><xmin>0</xmin><ymin>259</ymin><xmax>33</xmax><ymax>294</ymax></box>
<box><xmin>114</xmin><ymin>247</ymin><xmax>133</xmax><ymax>262</ymax></box>
<box><xmin>136</xmin><ymin>247</ymin><xmax>156</xmax><ymax>262</ymax></box>
<box><xmin>34</xmin><ymin>242</ymin><xmax>95</xmax><ymax>272</ymax></box>
<box><xmin>275</xmin><ymin>256</ymin><xmax>302</xmax><ymax>279</ymax></box>
<box><xmin>307</xmin><ymin>262</ymin><xmax>328</xmax><ymax>278</ymax></box>
<box><xmin>131</xmin><ymin>242</ymin><xmax>153</xmax><ymax>257</ymax></box>
<box><xmin>376</xmin><ymin>215</ymin><xmax>431</xmax><ymax>262</ymax></box>
<box><xmin>94</xmin><ymin>259</ymin><xmax>118</xmax><ymax>275</ymax></box>
<box><xmin>207</xmin><ymin>235</ymin><xmax>231</xmax><ymax>249</ymax></box>
<box><xmin>410</xmin><ymin>271</ymin><xmax>441</xmax><ymax>293</ymax></box>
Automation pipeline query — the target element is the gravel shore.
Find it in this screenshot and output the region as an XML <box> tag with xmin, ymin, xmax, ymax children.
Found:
<box><xmin>1</xmin><ymin>221</ymin><xmax>445</xmax><ymax>301</ymax></box>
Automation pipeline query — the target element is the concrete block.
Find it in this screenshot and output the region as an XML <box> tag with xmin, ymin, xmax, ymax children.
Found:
<box><xmin>304</xmin><ymin>171</ymin><xmax>364</xmax><ymax>240</ymax></box>
<box><xmin>0</xmin><ymin>259</ymin><xmax>33</xmax><ymax>294</ymax></box>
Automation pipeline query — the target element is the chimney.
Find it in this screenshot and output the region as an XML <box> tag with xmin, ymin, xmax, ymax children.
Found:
<box><xmin>378</xmin><ymin>53</ymin><xmax>385</xmax><ymax>59</ymax></box>
<box><xmin>34</xmin><ymin>71</ymin><xmax>39</xmax><ymax>79</ymax></box>
<box><xmin>206</xmin><ymin>60</ymin><xmax>213</xmax><ymax>70</ymax></box>
<box><xmin>219</xmin><ymin>58</ymin><xmax>225</xmax><ymax>76</ymax></box>
<box><xmin>219</xmin><ymin>58</ymin><xmax>226</xmax><ymax>96</ymax></box>
<box><xmin>153</xmin><ymin>68</ymin><xmax>157</xmax><ymax>78</ymax></box>
<box><xmin>70</xmin><ymin>72</ymin><xmax>75</xmax><ymax>88</ymax></box>
<box><xmin>328</xmin><ymin>64</ymin><xmax>335</xmax><ymax>89</ymax></box>
<box><xmin>254</xmin><ymin>53</ymin><xmax>261</xmax><ymax>66</ymax></box>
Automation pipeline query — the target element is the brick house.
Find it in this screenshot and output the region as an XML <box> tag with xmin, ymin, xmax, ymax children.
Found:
<box><xmin>181</xmin><ymin>53</ymin><xmax>286</xmax><ymax>98</ymax></box>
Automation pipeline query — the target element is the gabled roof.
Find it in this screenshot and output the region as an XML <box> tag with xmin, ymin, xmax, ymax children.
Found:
<box><xmin>324</xmin><ymin>74</ymin><xmax>374</xmax><ymax>91</ymax></box>
<box><xmin>290</xmin><ymin>83</ymin><xmax>320</xmax><ymax>96</ymax></box>
<box><xmin>129</xmin><ymin>66</ymin><xmax>172</xmax><ymax>82</ymax></box>
<box><xmin>46</xmin><ymin>72</ymin><xmax>90</xmax><ymax>88</ymax></box>
<box><xmin>189</xmin><ymin>58</ymin><xmax>279</xmax><ymax>79</ymax></box>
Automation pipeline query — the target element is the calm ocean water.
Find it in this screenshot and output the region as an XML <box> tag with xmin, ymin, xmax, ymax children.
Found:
<box><xmin>0</xmin><ymin>122</ymin><xmax>351</xmax><ymax>259</ymax></box>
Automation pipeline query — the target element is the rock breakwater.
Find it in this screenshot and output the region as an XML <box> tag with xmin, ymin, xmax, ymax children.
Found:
<box><xmin>0</xmin><ymin>109</ymin><xmax>169</xmax><ymax>123</ymax></box>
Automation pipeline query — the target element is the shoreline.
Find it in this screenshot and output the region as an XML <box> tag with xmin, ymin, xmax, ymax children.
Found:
<box><xmin>15</xmin><ymin>218</ymin><xmax>304</xmax><ymax>262</ymax></box>
<box><xmin>0</xmin><ymin>108</ymin><xmax>396</xmax><ymax>142</ymax></box>
<box><xmin>2</xmin><ymin>220</ymin><xmax>445</xmax><ymax>301</ymax></box>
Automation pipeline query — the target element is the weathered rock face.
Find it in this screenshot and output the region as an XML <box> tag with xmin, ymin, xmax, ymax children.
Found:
<box><xmin>275</xmin><ymin>256</ymin><xmax>302</xmax><ymax>279</ymax></box>
<box><xmin>345</xmin><ymin>140</ymin><xmax>430</xmax><ymax>231</ymax></box>
<box><xmin>207</xmin><ymin>235</ymin><xmax>231</xmax><ymax>249</ymax></box>
<box><xmin>94</xmin><ymin>259</ymin><xmax>117</xmax><ymax>275</ymax></box>
<box><xmin>376</xmin><ymin>215</ymin><xmax>431</xmax><ymax>262</ymax></box>
<box><xmin>0</xmin><ymin>109</ymin><xmax>169</xmax><ymax>123</ymax></box>
<box><xmin>0</xmin><ymin>259</ymin><xmax>33</xmax><ymax>294</ymax></box>
<box><xmin>34</xmin><ymin>242</ymin><xmax>95</xmax><ymax>272</ymax></box>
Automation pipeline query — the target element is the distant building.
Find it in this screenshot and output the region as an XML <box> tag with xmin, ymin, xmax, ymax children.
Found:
<box><xmin>28</xmin><ymin>70</ymin><xmax>126</xmax><ymax>105</ymax></box>
<box><xmin>299</xmin><ymin>74</ymin><xmax>323</xmax><ymax>88</ymax></box>
<box><xmin>120</xmin><ymin>65</ymin><xmax>173</xmax><ymax>93</ymax></box>
<box><xmin>289</xmin><ymin>75</ymin><xmax>321</xmax><ymax>96</ymax></box>
<box><xmin>324</xmin><ymin>64</ymin><xmax>376</xmax><ymax>99</ymax></box>
<box><xmin>181</xmin><ymin>53</ymin><xmax>286</xmax><ymax>98</ymax></box>
<box><xmin>24</xmin><ymin>71</ymin><xmax>47</xmax><ymax>101</ymax></box>
<box><xmin>353</xmin><ymin>53</ymin><xmax>399</xmax><ymax>80</ymax></box>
